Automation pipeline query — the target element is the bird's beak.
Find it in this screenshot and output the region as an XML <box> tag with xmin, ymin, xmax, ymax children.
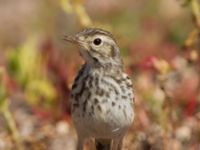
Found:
<box><xmin>63</xmin><ymin>35</ymin><xmax>79</xmax><ymax>44</ymax></box>
<box><xmin>63</xmin><ymin>35</ymin><xmax>86</xmax><ymax>47</ymax></box>
<box><xmin>63</xmin><ymin>35</ymin><xmax>88</xmax><ymax>50</ymax></box>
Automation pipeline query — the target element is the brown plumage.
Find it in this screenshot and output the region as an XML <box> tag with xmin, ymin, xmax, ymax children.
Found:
<box><xmin>64</xmin><ymin>28</ymin><xmax>134</xmax><ymax>150</ymax></box>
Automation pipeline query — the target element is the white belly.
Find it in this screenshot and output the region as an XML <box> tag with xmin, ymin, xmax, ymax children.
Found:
<box><xmin>72</xmin><ymin>101</ymin><xmax>134</xmax><ymax>138</ymax></box>
<box><xmin>71</xmin><ymin>68</ymin><xmax>134</xmax><ymax>138</ymax></box>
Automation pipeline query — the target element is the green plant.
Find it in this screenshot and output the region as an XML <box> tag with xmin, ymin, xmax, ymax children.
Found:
<box><xmin>0</xmin><ymin>67</ymin><xmax>23</xmax><ymax>150</ymax></box>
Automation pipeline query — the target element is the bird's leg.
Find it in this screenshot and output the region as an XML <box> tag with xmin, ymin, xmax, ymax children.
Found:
<box><xmin>112</xmin><ymin>137</ymin><xmax>123</xmax><ymax>150</ymax></box>
<box><xmin>77</xmin><ymin>135</ymin><xmax>85</xmax><ymax>150</ymax></box>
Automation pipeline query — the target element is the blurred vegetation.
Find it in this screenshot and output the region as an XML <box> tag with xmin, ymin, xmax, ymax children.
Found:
<box><xmin>0</xmin><ymin>0</ymin><xmax>200</xmax><ymax>149</ymax></box>
<box><xmin>7</xmin><ymin>37</ymin><xmax>56</xmax><ymax>106</ymax></box>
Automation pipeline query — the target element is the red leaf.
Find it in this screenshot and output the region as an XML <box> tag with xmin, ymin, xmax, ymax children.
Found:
<box><xmin>184</xmin><ymin>96</ymin><xmax>197</xmax><ymax>116</ymax></box>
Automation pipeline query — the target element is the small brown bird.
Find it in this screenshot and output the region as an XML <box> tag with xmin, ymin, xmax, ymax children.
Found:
<box><xmin>64</xmin><ymin>28</ymin><xmax>134</xmax><ymax>150</ymax></box>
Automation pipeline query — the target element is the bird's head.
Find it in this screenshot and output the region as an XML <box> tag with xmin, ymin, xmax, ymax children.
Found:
<box><xmin>64</xmin><ymin>28</ymin><xmax>123</xmax><ymax>68</ymax></box>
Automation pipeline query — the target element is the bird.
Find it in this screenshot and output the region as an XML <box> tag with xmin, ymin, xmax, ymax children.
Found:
<box><xmin>64</xmin><ymin>28</ymin><xmax>134</xmax><ymax>150</ymax></box>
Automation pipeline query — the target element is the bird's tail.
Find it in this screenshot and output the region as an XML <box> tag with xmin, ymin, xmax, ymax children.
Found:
<box><xmin>95</xmin><ymin>139</ymin><xmax>111</xmax><ymax>150</ymax></box>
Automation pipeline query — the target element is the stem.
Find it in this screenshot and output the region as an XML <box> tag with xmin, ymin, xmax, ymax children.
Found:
<box><xmin>60</xmin><ymin>0</ymin><xmax>92</xmax><ymax>27</ymax></box>
<box><xmin>191</xmin><ymin>0</ymin><xmax>200</xmax><ymax>28</ymax></box>
<box><xmin>1</xmin><ymin>100</ymin><xmax>24</xmax><ymax>150</ymax></box>
<box><xmin>74</xmin><ymin>3</ymin><xmax>92</xmax><ymax>27</ymax></box>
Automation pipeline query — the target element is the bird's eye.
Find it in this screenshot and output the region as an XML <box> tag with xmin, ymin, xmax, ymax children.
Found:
<box><xmin>93</xmin><ymin>38</ymin><xmax>102</xmax><ymax>46</ymax></box>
